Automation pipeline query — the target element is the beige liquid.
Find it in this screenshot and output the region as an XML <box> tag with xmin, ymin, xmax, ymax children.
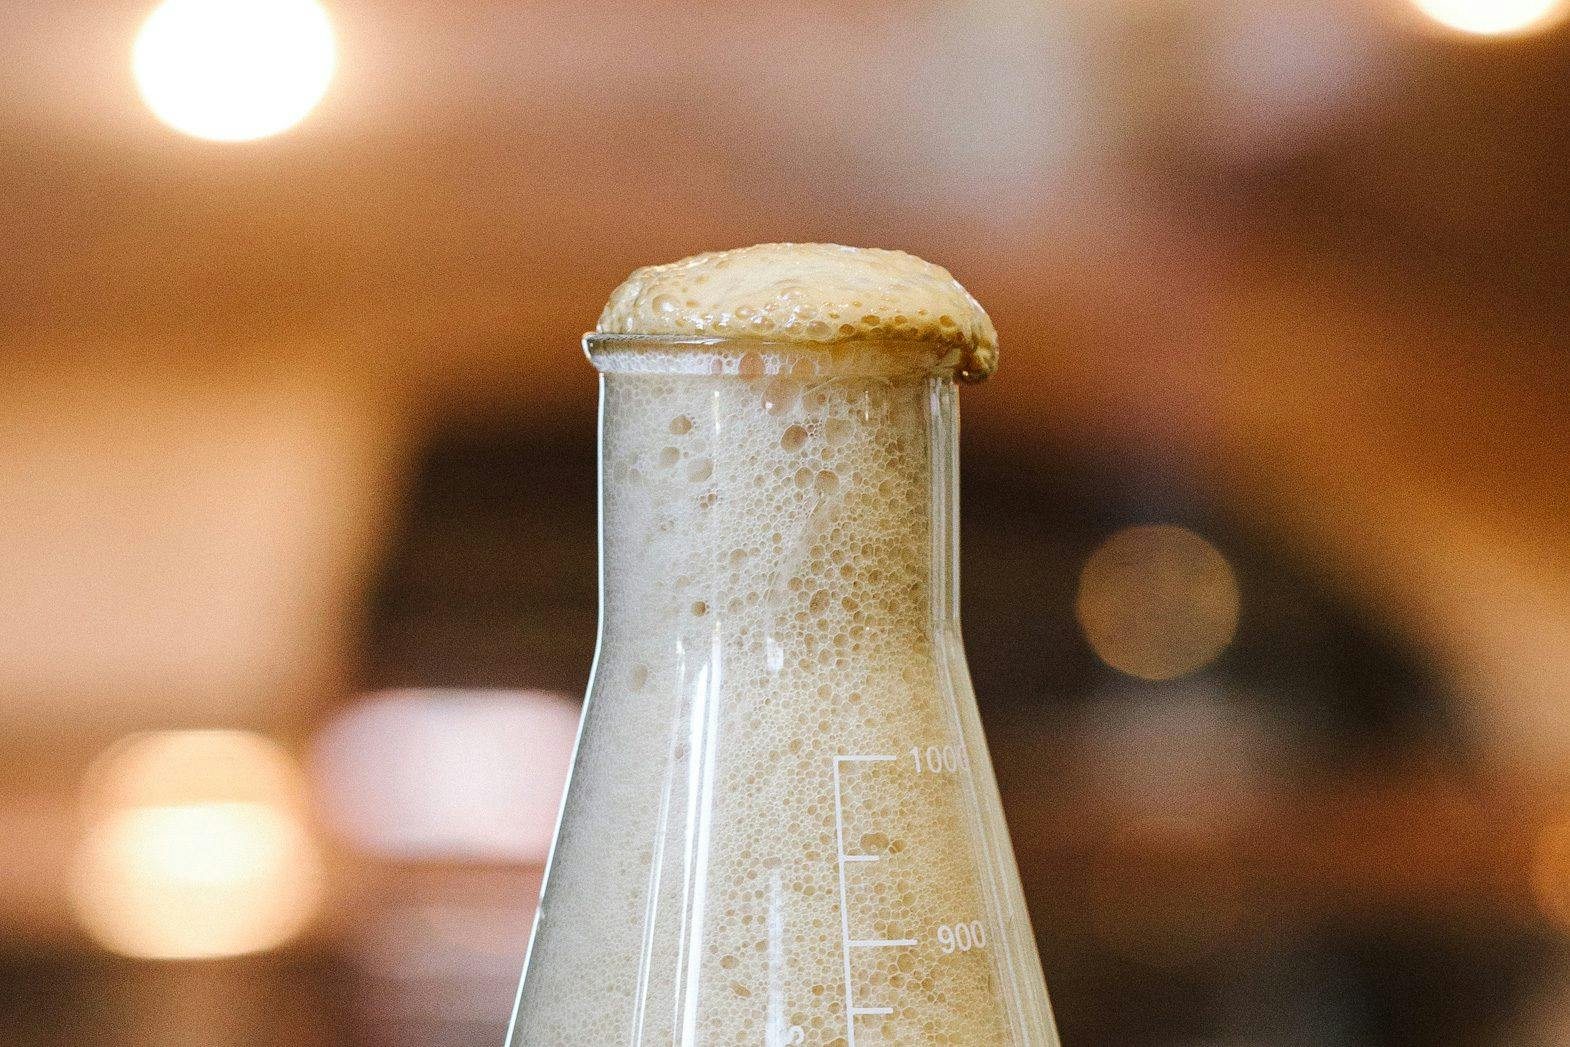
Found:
<box><xmin>512</xmin><ymin>353</ymin><xmax>1040</xmax><ymax>1045</ymax></box>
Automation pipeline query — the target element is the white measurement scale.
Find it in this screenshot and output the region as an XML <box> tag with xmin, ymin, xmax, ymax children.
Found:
<box><xmin>830</xmin><ymin>749</ymin><xmax>991</xmax><ymax>1045</ymax></box>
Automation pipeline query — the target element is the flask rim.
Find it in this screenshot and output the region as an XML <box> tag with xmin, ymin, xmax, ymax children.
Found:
<box><xmin>583</xmin><ymin>333</ymin><xmax>989</xmax><ymax>382</ymax></box>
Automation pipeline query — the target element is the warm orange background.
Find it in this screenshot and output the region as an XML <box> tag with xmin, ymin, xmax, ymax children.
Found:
<box><xmin>4</xmin><ymin>1</ymin><xmax>1570</xmax><ymax>1044</ymax></box>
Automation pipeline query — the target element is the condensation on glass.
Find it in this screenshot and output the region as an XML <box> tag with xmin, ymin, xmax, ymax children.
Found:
<box><xmin>508</xmin><ymin>334</ymin><xmax>1061</xmax><ymax>1046</ymax></box>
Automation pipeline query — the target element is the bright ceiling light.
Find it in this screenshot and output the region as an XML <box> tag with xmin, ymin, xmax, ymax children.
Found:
<box><xmin>132</xmin><ymin>0</ymin><xmax>337</xmax><ymax>141</ymax></box>
<box><xmin>1409</xmin><ymin>0</ymin><xmax>1568</xmax><ymax>37</ymax></box>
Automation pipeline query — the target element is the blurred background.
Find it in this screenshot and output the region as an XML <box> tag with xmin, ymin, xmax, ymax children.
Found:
<box><xmin>4</xmin><ymin>0</ymin><xmax>1570</xmax><ymax>1043</ymax></box>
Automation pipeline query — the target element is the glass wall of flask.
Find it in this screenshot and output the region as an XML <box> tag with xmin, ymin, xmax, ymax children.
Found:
<box><xmin>508</xmin><ymin>336</ymin><xmax>1062</xmax><ymax>1046</ymax></box>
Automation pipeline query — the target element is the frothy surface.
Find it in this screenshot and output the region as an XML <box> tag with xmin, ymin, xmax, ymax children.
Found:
<box><xmin>596</xmin><ymin>243</ymin><xmax>999</xmax><ymax>380</ymax></box>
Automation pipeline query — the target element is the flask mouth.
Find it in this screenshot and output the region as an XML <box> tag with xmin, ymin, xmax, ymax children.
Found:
<box><xmin>583</xmin><ymin>334</ymin><xmax>991</xmax><ymax>383</ymax></box>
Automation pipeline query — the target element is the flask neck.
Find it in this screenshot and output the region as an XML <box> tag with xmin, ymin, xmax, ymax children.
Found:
<box><xmin>596</xmin><ymin>367</ymin><xmax>960</xmax><ymax>646</ymax></box>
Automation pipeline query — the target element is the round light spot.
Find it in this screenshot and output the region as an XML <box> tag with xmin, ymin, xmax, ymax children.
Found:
<box><xmin>1408</xmin><ymin>0</ymin><xmax>1568</xmax><ymax>37</ymax></box>
<box><xmin>133</xmin><ymin>0</ymin><xmax>337</xmax><ymax>141</ymax></box>
<box><xmin>70</xmin><ymin>731</ymin><xmax>323</xmax><ymax>960</ymax></box>
<box><xmin>1076</xmin><ymin>524</ymin><xmax>1240</xmax><ymax>681</ymax></box>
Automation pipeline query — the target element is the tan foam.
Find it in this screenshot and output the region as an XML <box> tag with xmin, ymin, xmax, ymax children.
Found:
<box><xmin>596</xmin><ymin>243</ymin><xmax>999</xmax><ymax>381</ymax></box>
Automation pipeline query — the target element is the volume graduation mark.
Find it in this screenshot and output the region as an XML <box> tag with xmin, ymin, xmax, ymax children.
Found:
<box><xmin>831</xmin><ymin>753</ymin><xmax>906</xmax><ymax>1046</ymax></box>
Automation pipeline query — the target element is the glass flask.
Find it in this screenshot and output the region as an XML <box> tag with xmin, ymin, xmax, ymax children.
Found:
<box><xmin>508</xmin><ymin>335</ymin><xmax>1061</xmax><ymax>1046</ymax></box>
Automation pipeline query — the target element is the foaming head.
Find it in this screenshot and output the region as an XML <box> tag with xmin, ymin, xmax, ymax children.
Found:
<box><xmin>595</xmin><ymin>243</ymin><xmax>999</xmax><ymax>381</ymax></box>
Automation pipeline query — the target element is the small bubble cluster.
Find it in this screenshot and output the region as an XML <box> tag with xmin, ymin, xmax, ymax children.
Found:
<box><xmin>596</xmin><ymin>243</ymin><xmax>999</xmax><ymax>382</ymax></box>
<box><xmin>512</xmin><ymin>352</ymin><xmax>1020</xmax><ymax>1044</ymax></box>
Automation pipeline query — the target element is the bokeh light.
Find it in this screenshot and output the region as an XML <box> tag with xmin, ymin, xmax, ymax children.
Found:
<box><xmin>312</xmin><ymin>690</ymin><xmax>579</xmax><ymax>864</ymax></box>
<box><xmin>69</xmin><ymin>731</ymin><xmax>324</xmax><ymax>960</ymax></box>
<box><xmin>1076</xmin><ymin>524</ymin><xmax>1241</xmax><ymax>681</ymax></box>
<box><xmin>1408</xmin><ymin>0</ymin><xmax>1569</xmax><ymax>37</ymax></box>
<box><xmin>132</xmin><ymin>0</ymin><xmax>337</xmax><ymax>141</ymax></box>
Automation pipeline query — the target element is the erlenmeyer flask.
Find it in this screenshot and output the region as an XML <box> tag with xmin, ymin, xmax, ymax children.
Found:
<box><xmin>508</xmin><ymin>333</ymin><xmax>1061</xmax><ymax>1045</ymax></box>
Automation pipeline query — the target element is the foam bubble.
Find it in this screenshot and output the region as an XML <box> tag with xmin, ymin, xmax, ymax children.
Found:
<box><xmin>596</xmin><ymin>243</ymin><xmax>999</xmax><ymax>381</ymax></box>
